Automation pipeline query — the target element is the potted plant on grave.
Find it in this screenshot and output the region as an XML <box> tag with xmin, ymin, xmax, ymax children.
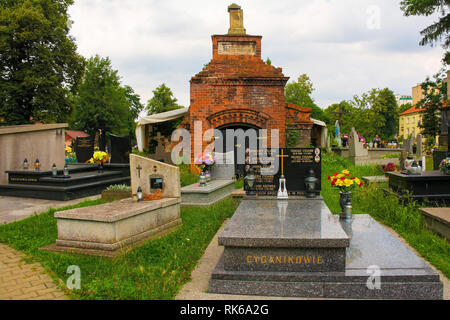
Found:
<box><xmin>328</xmin><ymin>169</ymin><xmax>364</xmax><ymax>220</ymax></box>
<box><xmin>194</xmin><ymin>153</ymin><xmax>216</xmax><ymax>183</ymax></box>
<box><xmin>88</xmin><ymin>151</ymin><xmax>110</xmax><ymax>172</ymax></box>
<box><xmin>102</xmin><ymin>184</ymin><xmax>132</xmax><ymax>201</ymax></box>
<box><xmin>439</xmin><ymin>158</ymin><xmax>450</xmax><ymax>175</ymax></box>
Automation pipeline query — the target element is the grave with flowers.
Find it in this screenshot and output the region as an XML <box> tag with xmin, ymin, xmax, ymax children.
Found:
<box><xmin>208</xmin><ymin>146</ymin><xmax>443</xmax><ymax>299</ymax></box>
<box><xmin>180</xmin><ymin>152</ymin><xmax>235</xmax><ymax>207</ymax></box>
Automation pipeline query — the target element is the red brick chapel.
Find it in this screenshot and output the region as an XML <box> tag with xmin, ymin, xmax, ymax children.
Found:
<box><xmin>184</xmin><ymin>4</ymin><xmax>314</xmax><ymax>166</ymax></box>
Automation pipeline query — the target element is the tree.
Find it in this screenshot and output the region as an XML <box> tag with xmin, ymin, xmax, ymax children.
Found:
<box><xmin>370</xmin><ymin>88</ymin><xmax>398</xmax><ymax>139</ymax></box>
<box><xmin>145</xmin><ymin>84</ymin><xmax>184</xmax><ymax>141</ymax></box>
<box><xmin>418</xmin><ymin>69</ymin><xmax>448</xmax><ymax>143</ymax></box>
<box><xmin>285</xmin><ymin>74</ymin><xmax>329</xmax><ymax>123</ymax></box>
<box><xmin>124</xmin><ymin>85</ymin><xmax>144</xmax><ymax>138</ymax></box>
<box><xmin>0</xmin><ymin>0</ymin><xmax>85</xmax><ymax>125</ymax></box>
<box><xmin>400</xmin><ymin>0</ymin><xmax>450</xmax><ymax>64</ymax></box>
<box><xmin>71</xmin><ymin>55</ymin><xmax>130</xmax><ymax>138</ymax></box>
<box><xmin>146</xmin><ymin>83</ymin><xmax>182</xmax><ymax>115</ymax></box>
<box><xmin>324</xmin><ymin>88</ymin><xmax>399</xmax><ymax>142</ymax></box>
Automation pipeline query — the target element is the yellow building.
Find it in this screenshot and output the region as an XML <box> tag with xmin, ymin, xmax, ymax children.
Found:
<box><xmin>399</xmin><ymin>105</ymin><xmax>425</xmax><ymax>139</ymax></box>
<box><xmin>412</xmin><ymin>84</ymin><xmax>425</xmax><ymax>105</ymax></box>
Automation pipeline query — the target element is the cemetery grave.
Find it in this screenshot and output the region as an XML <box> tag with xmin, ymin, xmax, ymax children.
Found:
<box><xmin>43</xmin><ymin>154</ymin><xmax>181</xmax><ymax>257</ymax></box>
<box><xmin>208</xmin><ymin>146</ymin><xmax>444</xmax><ymax>299</ymax></box>
<box><xmin>0</xmin><ymin>132</ymin><xmax>132</xmax><ymax>201</ymax></box>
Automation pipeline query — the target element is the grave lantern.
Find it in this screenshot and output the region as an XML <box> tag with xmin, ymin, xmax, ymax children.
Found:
<box><xmin>63</xmin><ymin>164</ymin><xmax>69</xmax><ymax>177</ymax></box>
<box><xmin>305</xmin><ymin>169</ymin><xmax>318</xmax><ymax>198</ymax></box>
<box><xmin>245</xmin><ymin>167</ymin><xmax>256</xmax><ymax>196</ymax></box>
<box><xmin>137</xmin><ymin>186</ymin><xmax>143</xmax><ymax>202</ymax></box>
<box><xmin>52</xmin><ymin>164</ymin><xmax>58</xmax><ymax>177</ymax></box>
<box><xmin>34</xmin><ymin>159</ymin><xmax>41</xmax><ymax>171</ymax></box>
<box><xmin>23</xmin><ymin>158</ymin><xmax>29</xmax><ymax>170</ymax></box>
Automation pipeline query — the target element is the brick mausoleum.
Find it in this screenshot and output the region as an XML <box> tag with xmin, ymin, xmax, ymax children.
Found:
<box><xmin>185</xmin><ymin>4</ymin><xmax>314</xmax><ymax>163</ymax></box>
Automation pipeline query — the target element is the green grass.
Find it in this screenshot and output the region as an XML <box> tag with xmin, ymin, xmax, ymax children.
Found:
<box><xmin>0</xmin><ymin>152</ymin><xmax>448</xmax><ymax>300</ymax></box>
<box><xmin>320</xmin><ymin>152</ymin><xmax>383</xmax><ymax>214</ymax></box>
<box><xmin>321</xmin><ymin>152</ymin><xmax>450</xmax><ymax>278</ymax></box>
<box><xmin>234</xmin><ymin>177</ymin><xmax>244</xmax><ymax>189</ymax></box>
<box><xmin>0</xmin><ymin>197</ymin><xmax>239</xmax><ymax>300</ymax></box>
<box><xmin>178</xmin><ymin>164</ymin><xmax>198</xmax><ymax>187</ymax></box>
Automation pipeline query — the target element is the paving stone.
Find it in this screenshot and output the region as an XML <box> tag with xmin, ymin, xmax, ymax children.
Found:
<box><xmin>0</xmin><ymin>243</ymin><xmax>67</xmax><ymax>300</ymax></box>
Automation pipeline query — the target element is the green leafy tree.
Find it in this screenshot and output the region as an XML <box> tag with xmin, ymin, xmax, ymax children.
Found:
<box><xmin>146</xmin><ymin>83</ymin><xmax>182</xmax><ymax>115</ymax></box>
<box><xmin>71</xmin><ymin>55</ymin><xmax>130</xmax><ymax>137</ymax></box>
<box><xmin>0</xmin><ymin>0</ymin><xmax>85</xmax><ymax>125</ymax></box>
<box><xmin>124</xmin><ymin>85</ymin><xmax>144</xmax><ymax>139</ymax></box>
<box><xmin>370</xmin><ymin>88</ymin><xmax>398</xmax><ymax>139</ymax></box>
<box><xmin>418</xmin><ymin>69</ymin><xmax>448</xmax><ymax>142</ymax></box>
<box><xmin>324</xmin><ymin>101</ymin><xmax>356</xmax><ymax>137</ymax></box>
<box><xmin>145</xmin><ymin>84</ymin><xmax>184</xmax><ymax>147</ymax></box>
<box><xmin>285</xmin><ymin>74</ymin><xmax>329</xmax><ymax>123</ymax></box>
<box><xmin>398</xmin><ymin>102</ymin><xmax>413</xmax><ymax>114</ymax></box>
<box><xmin>400</xmin><ymin>0</ymin><xmax>450</xmax><ymax>64</ymax></box>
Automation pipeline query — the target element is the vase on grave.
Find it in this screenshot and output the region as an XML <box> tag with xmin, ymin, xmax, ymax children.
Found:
<box><xmin>204</xmin><ymin>169</ymin><xmax>211</xmax><ymax>183</ymax></box>
<box><xmin>339</xmin><ymin>191</ymin><xmax>352</xmax><ymax>220</ymax></box>
<box><xmin>199</xmin><ymin>171</ymin><xmax>207</xmax><ymax>187</ymax></box>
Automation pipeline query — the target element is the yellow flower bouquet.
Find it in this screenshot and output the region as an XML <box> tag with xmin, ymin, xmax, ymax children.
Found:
<box><xmin>328</xmin><ymin>169</ymin><xmax>363</xmax><ymax>193</ymax></box>
<box><xmin>88</xmin><ymin>151</ymin><xmax>110</xmax><ymax>165</ymax></box>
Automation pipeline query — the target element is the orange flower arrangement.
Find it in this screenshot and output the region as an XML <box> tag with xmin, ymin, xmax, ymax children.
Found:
<box><xmin>142</xmin><ymin>189</ymin><xmax>163</xmax><ymax>201</ymax></box>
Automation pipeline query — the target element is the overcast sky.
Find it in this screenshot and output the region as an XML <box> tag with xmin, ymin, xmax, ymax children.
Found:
<box><xmin>68</xmin><ymin>0</ymin><xmax>445</xmax><ymax>113</ymax></box>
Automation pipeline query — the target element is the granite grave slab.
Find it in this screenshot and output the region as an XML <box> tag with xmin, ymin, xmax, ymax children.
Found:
<box><xmin>209</xmin><ymin>212</ymin><xmax>443</xmax><ymax>299</ymax></box>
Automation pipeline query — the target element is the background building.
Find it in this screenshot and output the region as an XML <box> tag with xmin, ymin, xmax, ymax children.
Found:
<box><xmin>399</xmin><ymin>105</ymin><xmax>425</xmax><ymax>139</ymax></box>
<box><xmin>396</xmin><ymin>95</ymin><xmax>413</xmax><ymax>107</ymax></box>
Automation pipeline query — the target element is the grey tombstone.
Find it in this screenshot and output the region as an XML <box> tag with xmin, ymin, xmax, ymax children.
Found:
<box><xmin>349</xmin><ymin>128</ymin><xmax>369</xmax><ymax>164</ymax></box>
<box><xmin>210</xmin><ymin>151</ymin><xmax>235</xmax><ymax>180</ymax></box>
<box><xmin>75</xmin><ymin>136</ymin><xmax>94</xmax><ymax>164</ymax></box>
<box><xmin>416</xmin><ymin>134</ymin><xmax>423</xmax><ymax>158</ymax></box>
<box><xmin>403</xmin><ymin>139</ymin><xmax>412</xmax><ymax>154</ymax></box>
<box><xmin>109</xmin><ymin>134</ymin><xmax>131</xmax><ymax>163</ymax></box>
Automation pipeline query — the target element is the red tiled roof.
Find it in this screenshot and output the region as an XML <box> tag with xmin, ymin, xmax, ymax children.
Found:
<box><xmin>400</xmin><ymin>105</ymin><xmax>425</xmax><ymax>115</ymax></box>
<box><xmin>65</xmin><ymin>130</ymin><xmax>88</xmax><ymax>140</ymax></box>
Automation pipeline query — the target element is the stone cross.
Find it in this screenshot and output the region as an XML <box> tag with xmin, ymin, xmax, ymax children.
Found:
<box><xmin>136</xmin><ymin>164</ymin><xmax>142</xmax><ymax>179</ymax></box>
<box><xmin>332</xmin><ymin>104</ymin><xmax>349</xmax><ymax>128</ymax></box>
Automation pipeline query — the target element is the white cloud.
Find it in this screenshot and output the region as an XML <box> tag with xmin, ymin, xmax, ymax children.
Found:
<box><xmin>68</xmin><ymin>0</ymin><xmax>445</xmax><ymax>110</ymax></box>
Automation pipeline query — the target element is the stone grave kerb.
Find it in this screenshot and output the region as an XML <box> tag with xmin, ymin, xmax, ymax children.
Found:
<box><xmin>130</xmin><ymin>154</ymin><xmax>180</xmax><ymax>198</ymax></box>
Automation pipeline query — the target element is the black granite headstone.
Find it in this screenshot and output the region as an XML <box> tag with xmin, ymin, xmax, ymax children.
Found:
<box><xmin>109</xmin><ymin>134</ymin><xmax>131</xmax><ymax>163</ymax></box>
<box><xmin>244</xmin><ymin>148</ymin><xmax>322</xmax><ymax>196</ymax></box>
<box><xmin>75</xmin><ymin>136</ymin><xmax>94</xmax><ymax>164</ymax></box>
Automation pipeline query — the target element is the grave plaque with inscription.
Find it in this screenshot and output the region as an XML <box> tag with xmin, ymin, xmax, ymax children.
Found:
<box><xmin>75</xmin><ymin>136</ymin><xmax>94</xmax><ymax>164</ymax></box>
<box><xmin>244</xmin><ymin>148</ymin><xmax>321</xmax><ymax>196</ymax></box>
